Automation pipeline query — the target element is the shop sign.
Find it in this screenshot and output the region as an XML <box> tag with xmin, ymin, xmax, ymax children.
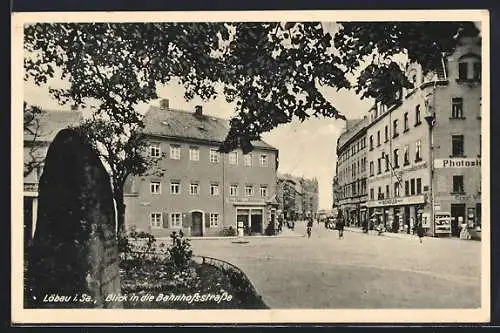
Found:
<box><xmin>434</xmin><ymin>158</ymin><xmax>481</xmax><ymax>168</ymax></box>
<box><xmin>366</xmin><ymin>195</ymin><xmax>425</xmax><ymax>208</ymax></box>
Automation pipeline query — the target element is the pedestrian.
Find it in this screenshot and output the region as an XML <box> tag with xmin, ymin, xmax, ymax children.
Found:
<box><xmin>337</xmin><ymin>217</ymin><xmax>345</xmax><ymax>239</ymax></box>
<box><xmin>307</xmin><ymin>217</ymin><xmax>313</xmax><ymax>238</ymax></box>
<box><xmin>416</xmin><ymin>221</ymin><xmax>424</xmax><ymax>243</ymax></box>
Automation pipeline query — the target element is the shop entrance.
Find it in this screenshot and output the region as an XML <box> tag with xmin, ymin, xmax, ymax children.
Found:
<box><xmin>450</xmin><ymin>204</ymin><xmax>466</xmax><ymax>237</ymax></box>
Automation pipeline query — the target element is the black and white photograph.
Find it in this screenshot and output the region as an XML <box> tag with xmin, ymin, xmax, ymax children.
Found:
<box><xmin>12</xmin><ymin>10</ymin><xmax>490</xmax><ymax>323</ymax></box>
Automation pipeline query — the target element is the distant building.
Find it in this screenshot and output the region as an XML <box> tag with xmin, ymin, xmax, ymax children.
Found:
<box><xmin>23</xmin><ymin>108</ymin><xmax>83</xmax><ymax>243</ymax></box>
<box><xmin>124</xmin><ymin>101</ymin><xmax>279</xmax><ymax>237</ymax></box>
<box><xmin>335</xmin><ymin>117</ymin><xmax>369</xmax><ymax>226</ymax></box>
<box><xmin>277</xmin><ymin>173</ymin><xmax>319</xmax><ymax>220</ymax></box>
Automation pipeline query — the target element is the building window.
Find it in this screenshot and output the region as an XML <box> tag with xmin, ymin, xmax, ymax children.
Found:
<box><xmin>385</xmin><ymin>185</ymin><xmax>390</xmax><ymax>199</ymax></box>
<box><xmin>377</xmin><ymin>158</ymin><xmax>381</xmax><ymax>174</ymax></box>
<box><xmin>245</xmin><ymin>185</ymin><xmax>254</xmax><ymax>196</ymax></box>
<box><xmin>210</xmin><ymin>148</ymin><xmax>220</xmax><ymax>163</ymax></box>
<box><xmin>229</xmin><ymin>151</ymin><xmax>238</xmax><ymax>165</ymax></box>
<box><xmin>170</xmin><ymin>144</ymin><xmax>181</xmax><ymax>160</ymax></box>
<box><xmin>210</xmin><ymin>183</ymin><xmax>220</xmax><ymax>196</ymax></box>
<box><xmin>393</xmin><ymin>119</ymin><xmax>399</xmax><ymax>138</ymax></box>
<box><xmin>415</xmin><ymin>140</ymin><xmax>422</xmax><ymax>162</ymax></box>
<box><xmin>404</xmin><ymin>145</ymin><xmax>410</xmax><ymax>165</ymax></box>
<box><xmin>260</xmin><ymin>185</ymin><xmax>268</xmax><ymax>197</ymax></box>
<box><xmin>170</xmin><ymin>181</ymin><xmax>180</xmax><ymax>195</ymax></box>
<box><xmin>150</xmin><ymin>181</ymin><xmax>161</xmax><ymax>194</ymax></box>
<box><xmin>452</xmin><ymin>135</ymin><xmax>465</xmax><ymax>157</ymax></box>
<box><xmin>384</xmin><ymin>125</ymin><xmax>389</xmax><ymax>142</ymax></box>
<box><xmin>394</xmin><ymin>183</ymin><xmax>400</xmax><ymax>197</ymax></box>
<box><xmin>149</xmin><ymin>142</ymin><xmax>161</xmax><ymax>158</ymax></box>
<box><xmin>150</xmin><ymin>212</ymin><xmax>162</xmax><ymax>228</ymax></box>
<box><xmin>369</xmin><ymin>136</ymin><xmax>374</xmax><ymax>150</ymax></box>
<box><xmin>458</xmin><ymin>62</ymin><xmax>468</xmax><ymax>80</ymax></box>
<box><xmin>209</xmin><ymin>213</ymin><xmax>219</xmax><ymax>227</ymax></box>
<box><xmin>377</xmin><ymin>131</ymin><xmax>381</xmax><ymax>146</ymax></box>
<box><xmin>453</xmin><ymin>175</ymin><xmax>464</xmax><ymax>193</ymax></box>
<box><xmin>369</xmin><ymin>161</ymin><xmax>374</xmax><ymax>176</ymax></box>
<box><xmin>244</xmin><ymin>153</ymin><xmax>252</xmax><ymax>167</ymax></box>
<box><xmin>378</xmin><ymin>187</ymin><xmax>383</xmax><ymax>200</ymax></box>
<box><xmin>385</xmin><ymin>154</ymin><xmax>389</xmax><ymax>172</ymax></box>
<box><xmin>405</xmin><ymin>180</ymin><xmax>409</xmax><ymax>196</ymax></box>
<box><xmin>404</xmin><ymin>112</ymin><xmax>409</xmax><ymax>131</ymax></box>
<box><xmin>189</xmin><ymin>147</ymin><xmax>200</xmax><ymax>161</ymax></box>
<box><xmin>479</xmin><ymin>134</ymin><xmax>482</xmax><ymax>157</ymax></box>
<box><xmin>370</xmin><ymin>188</ymin><xmax>374</xmax><ymax>200</ymax></box>
<box><xmin>416</xmin><ymin>178</ymin><xmax>422</xmax><ymax>194</ymax></box>
<box><xmin>393</xmin><ymin>149</ymin><xmax>399</xmax><ymax>168</ymax></box>
<box><xmin>410</xmin><ymin>178</ymin><xmax>415</xmax><ymax>195</ymax></box>
<box><xmin>190</xmin><ymin>183</ymin><xmax>200</xmax><ymax>195</ymax></box>
<box><xmin>170</xmin><ymin>213</ymin><xmax>182</xmax><ymax>228</ymax></box>
<box><xmin>452</xmin><ymin>98</ymin><xmax>464</xmax><ymax>118</ymax></box>
<box><xmin>415</xmin><ymin>105</ymin><xmax>421</xmax><ymax>126</ymax></box>
<box><xmin>473</xmin><ymin>62</ymin><xmax>481</xmax><ymax>80</ymax></box>
<box><xmin>230</xmin><ymin>184</ymin><xmax>238</xmax><ymax>197</ymax></box>
<box><xmin>260</xmin><ymin>154</ymin><xmax>268</xmax><ymax>167</ymax></box>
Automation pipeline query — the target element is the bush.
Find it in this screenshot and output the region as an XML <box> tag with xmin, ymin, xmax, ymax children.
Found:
<box><xmin>168</xmin><ymin>231</ymin><xmax>193</xmax><ymax>270</ymax></box>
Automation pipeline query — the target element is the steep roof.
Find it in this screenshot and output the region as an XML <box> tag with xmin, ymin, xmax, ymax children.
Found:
<box><xmin>143</xmin><ymin>106</ymin><xmax>277</xmax><ymax>150</ymax></box>
<box><xmin>337</xmin><ymin>117</ymin><xmax>369</xmax><ymax>150</ymax></box>
<box><xmin>24</xmin><ymin>109</ymin><xmax>83</xmax><ymax>143</ymax></box>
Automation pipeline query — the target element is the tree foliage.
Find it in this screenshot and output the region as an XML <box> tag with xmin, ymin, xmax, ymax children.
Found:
<box><xmin>76</xmin><ymin>116</ymin><xmax>163</xmax><ymax>231</ymax></box>
<box><xmin>24</xmin><ymin>21</ymin><xmax>480</xmax><ymax>151</ymax></box>
<box><xmin>23</xmin><ymin>102</ymin><xmax>44</xmax><ymax>177</ymax></box>
<box><xmin>334</xmin><ymin>22</ymin><xmax>480</xmax><ymax>104</ymax></box>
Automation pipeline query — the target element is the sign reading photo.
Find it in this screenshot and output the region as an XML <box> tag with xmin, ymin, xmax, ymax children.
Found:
<box><xmin>434</xmin><ymin>158</ymin><xmax>481</xmax><ymax>168</ymax></box>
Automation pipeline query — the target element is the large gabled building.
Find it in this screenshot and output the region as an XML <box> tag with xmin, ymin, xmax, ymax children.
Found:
<box><xmin>124</xmin><ymin>100</ymin><xmax>279</xmax><ymax>237</ymax></box>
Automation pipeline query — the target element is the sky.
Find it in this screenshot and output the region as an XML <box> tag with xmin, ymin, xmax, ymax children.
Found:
<box><xmin>22</xmin><ymin>21</ymin><xmax>376</xmax><ymax>210</ymax></box>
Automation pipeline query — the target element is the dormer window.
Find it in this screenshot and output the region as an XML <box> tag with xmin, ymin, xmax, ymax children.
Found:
<box><xmin>458</xmin><ymin>53</ymin><xmax>481</xmax><ymax>81</ymax></box>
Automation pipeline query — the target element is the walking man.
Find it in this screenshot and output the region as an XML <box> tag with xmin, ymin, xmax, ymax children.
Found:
<box><xmin>416</xmin><ymin>221</ymin><xmax>424</xmax><ymax>243</ymax></box>
<box><xmin>337</xmin><ymin>217</ymin><xmax>345</xmax><ymax>239</ymax></box>
<box><xmin>307</xmin><ymin>217</ymin><xmax>313</xmax><ymax>238</ymax></box>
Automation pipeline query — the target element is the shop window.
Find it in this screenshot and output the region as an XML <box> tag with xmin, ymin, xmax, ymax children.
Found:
<box><xmin>452</xmin><ymin>135</ymin><xmax>464</xmax><ymax>157</ymax></box>
<box><xmin>452</xmin><ymin>175</ymin><xmax>464</xmax><ymax>193</ymax></box>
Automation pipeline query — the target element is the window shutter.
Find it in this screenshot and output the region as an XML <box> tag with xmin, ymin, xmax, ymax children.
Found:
<box><xmin>205</xmin><ymin>213</ymin><xmax>210</xmax><ymax>228</ymax></box>
<box><xmin>182</xmin><ymin>213</ymin><xmax>191</xmax><ymax>228</ymax></box>
<box><xmin>163</xmin><ymin>212</ymin><xmax>169</xmax><ymax>228</ymax></box>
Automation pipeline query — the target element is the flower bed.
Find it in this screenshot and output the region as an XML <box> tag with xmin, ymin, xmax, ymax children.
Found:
<box><xmin>119</xmin><ymin>230</ymin><xmax>267</xmax><ymax>309</ymax></box>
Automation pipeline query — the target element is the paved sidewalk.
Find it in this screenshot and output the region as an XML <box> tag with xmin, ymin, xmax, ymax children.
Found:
<box><xmin>344</xmin><ymin>227</ymin><xmax>473</xmax><ymax>242</ymax></box>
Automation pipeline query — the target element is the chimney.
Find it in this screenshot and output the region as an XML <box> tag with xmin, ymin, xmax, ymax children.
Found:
<box><xmin>195</xmin><ymin>105</ymin><xmax>203</xmax><ymax>117</ymax></box>
<box><xmin>160</xmin><ymin>99</ymin><xmax>170</xmax><ymax>110</ymax></box>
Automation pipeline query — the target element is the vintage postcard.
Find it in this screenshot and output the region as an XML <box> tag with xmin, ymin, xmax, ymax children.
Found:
<box><xmin>11</xmin><ymin>9</ymin><xmax>490</xmax><ymax>324</ymax></box>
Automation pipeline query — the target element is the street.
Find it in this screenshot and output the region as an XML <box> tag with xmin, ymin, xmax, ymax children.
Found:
<box><xmin>190</xmin><ymin>222</ymin><xmax>481</xmax><ymax>309</ymax></box>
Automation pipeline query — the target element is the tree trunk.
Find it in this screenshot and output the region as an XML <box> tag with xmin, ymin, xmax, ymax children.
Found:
<box><xmin>114</xmin><ymin>189</ymin><xmax>126</xmax><ymax>234</ymax></box>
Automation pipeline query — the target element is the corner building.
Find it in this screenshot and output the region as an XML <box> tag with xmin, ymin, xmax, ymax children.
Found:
<box><xmin>124</xmin><ymin>101</ymin><xmax>279</xmax><ymax>237</ymax></box>
<box><xmin>364</xmin><ymin>35</ymin><xmax>482</xmax><ymax>236</ymax></box>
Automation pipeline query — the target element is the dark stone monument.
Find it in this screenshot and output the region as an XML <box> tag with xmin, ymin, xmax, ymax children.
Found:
<box><xmin>27</xmin><ymin>128</ymin><xmax>122</xmax><ymax>308</ymax></box>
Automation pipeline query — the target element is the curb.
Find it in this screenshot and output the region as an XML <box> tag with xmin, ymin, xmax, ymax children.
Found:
<box><xmin>158</xmin><ymin>234</ymin><xmax>305</xmax><ymax>241</ymax></box>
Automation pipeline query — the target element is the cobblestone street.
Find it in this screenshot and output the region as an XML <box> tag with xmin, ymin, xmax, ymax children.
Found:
<box><xmin>190</xmin><ymin>222</ymin><xmax>481</xmax><ymax>309</ymax></box>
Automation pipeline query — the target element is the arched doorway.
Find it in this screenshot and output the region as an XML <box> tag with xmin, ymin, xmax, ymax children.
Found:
<box><xmin>191</xmin><ymin>211</ymin><xmax>203</xmax><ymax>236</ymax></box>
